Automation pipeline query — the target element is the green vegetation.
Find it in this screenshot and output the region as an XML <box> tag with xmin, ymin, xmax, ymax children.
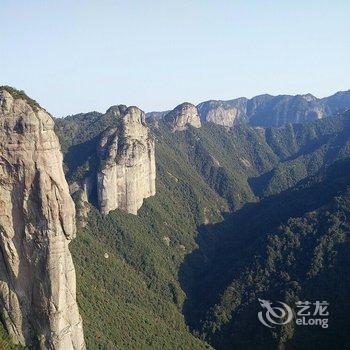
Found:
<box><xmin>54</xmin><ymin>110</ymin><xmax>350</xmax><ymax>349</ymax></box>
<box><xmin>259</xmin><ymin>112</ymin><xmax>350</xmax><ymax>196</ymax></box>
<box><xmin>180</xmin><ymin>123</ymin><xmax>277</xmax><ymax>208</ymax></box>
<box><xmin>181</xmin><ymin>159</ymin><xmax>350</xmax><ymax>349</ymax></box>
<box><xmin>68</xmin><ymin>122</ymin><xmax>228</xmax><ymax>348</ymax></box>
<box><xmin>71</xmin><ymin>210</ymin><xmax>211</xmax><ymax>349</ymax></box>
<box><xmin>0</xmin><ymin>85</ymin><xmax>41</xmax><ymax>111</ymax></box>
<box><xmin>0</xmin><ymin>323</ymin><xmax>24</xmax><ymax>349</ymax></box>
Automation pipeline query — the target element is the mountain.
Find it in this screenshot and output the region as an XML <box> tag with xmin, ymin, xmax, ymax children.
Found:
<box><xmin>199</xmin><ymin>90</ymin><xmax>350</xmax><ymax>127</ymax></box>
<box><xmin>53</xmin><ymin>95</ymin><xmax>350</xmax><ymax>349</ymax></box>
<box><xmin>1</xmin><ymin>86</ymin><xmax>350</xmax><ymax>349</ymax></box>
<box><xmin>56</xmin><ymin>108</ymin><xmax>225</xmax><ymax>349</ymax></box>
<box><xmin>163</xmin><ymin>102</ymin><xmax>202</xmax><ymax>131</ymax></box>
<box><xmin>146</xmin><ymin>110</ymin><xmax>170</xmax><ymax>120</ymax></box>
<box><xmin>197</xmin><ymin>97</ymin><xmax>248</xmax><ymax>127</ymax></box>
<box><xmin>95</xmin><ymin>106</ymin><xmax>156</xmax><ymax>215</ymax></box>
<box><xmin>149</xmin><ymin>89</ymin><xmax>350</xmax><ymax>128</ymax></box>
<box><xmin>55</xmin><ymin>105</ymin><xmax>156</xmax><ymax>218</ymax></box>
<box><xmin>0</xmin><ymin>86</ymin><xmax>85</xmax><ymax>349</ymax></box>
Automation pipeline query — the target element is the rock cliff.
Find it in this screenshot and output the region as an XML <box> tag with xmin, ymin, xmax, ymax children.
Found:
<box><xmin>197</xmin><ymin>90</ymin><xmax>350</xmax><ymax>127</ymax></box>
<box><xmin>0</xmin><ymin>87</ymin><xmax>85</xmax><ymax>349</ymax></box>
<box><xmin>164</xmin><ymin>103</ymin><xmax>201</xmax><ymax>131</ymax></box>
<box><xmin>197</xmin><ymin>98</ymin><xmax>248</xmax><ymax>127</ymax></box>
<box><xmin>97</xmin><ymin>106</ymin><xmax>156</xmax><ymax>215</ymax></box>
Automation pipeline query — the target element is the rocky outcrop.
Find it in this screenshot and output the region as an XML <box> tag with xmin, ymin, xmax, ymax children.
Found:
<box><xmin>197</xmin><ymin>90</ymin><xmax>350</xmax><ymax>128</ymax></box>
<box><xmin>97</xmin><ymin>106</ymin><xmax>156</xmax><ymax>215</ymax></box>
<box><xmin>197</xmin><ymin>98</ymin><xmax>248</xmax><ymax>127</ymax></box>
<box><xmin>0</xmin><ymin>87</ymin><xmax>85</xmax><ymax>349</ymax></box>
<box><xmin>164</xmin><ymin>103</ymin><xmax>201</xmax><ymax>131</ymax></box>
<box><xmin>70</xmin><ymin>177</ymin><xmax>93</xmax><ymax>228</ymax></box>
<box><xmin>143</xmin><ymin>90</ymin><xmax>350</xmax><ymax>129</ymax></box>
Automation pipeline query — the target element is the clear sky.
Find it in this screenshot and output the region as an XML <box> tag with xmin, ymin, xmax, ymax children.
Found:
<box><xmin>1</xmin><ymin>0</ymin><xmax>349</xmax><ymax>117</ymax></box>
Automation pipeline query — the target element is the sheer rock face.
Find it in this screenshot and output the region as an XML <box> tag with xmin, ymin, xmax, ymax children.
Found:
<box><xmin>97</xmin><ymin>106</ymin><xmax>156</xmax><ymax>215</ymax></box>
<box><xmin>197</xmin><ymin>98</ymin><xmax>248</xmax><ymax>127</ymax></box>
<box><xmin>164</xmin><ymin>103</ymin><xmax>201</xmax><ymax>131</ymax></box>
<box><xmin>0</xmin><ymin>89</ymin><xmax>85</xmax><ymax>349</ymax></box>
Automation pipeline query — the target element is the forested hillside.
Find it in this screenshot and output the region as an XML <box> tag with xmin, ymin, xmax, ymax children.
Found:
<box><xmin>64</xmin><ymin>120</ymin><xmax>228</xmax><ymax>348</ymax></box>
<box><xmin>51</xmin><ymin>108</ymin><xmax>350</xmax><ymax>349</ymax></box>
<box><xmin>181</xmin><ymin>158</ymin><xmax>350</xmax><ymax>350</ymax></box>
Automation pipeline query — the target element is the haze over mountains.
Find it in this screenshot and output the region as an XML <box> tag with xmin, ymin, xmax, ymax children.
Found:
<box><xmin>0</xmin><ymin>85</ymin><xmax>350</xmax><ymax>350</ymax></box>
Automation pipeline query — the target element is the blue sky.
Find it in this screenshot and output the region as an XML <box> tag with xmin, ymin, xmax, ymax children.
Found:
<box><xmin>1</xmin><ymin>0</ymin><xmax>349</xmax><ymax>116</ymax></box>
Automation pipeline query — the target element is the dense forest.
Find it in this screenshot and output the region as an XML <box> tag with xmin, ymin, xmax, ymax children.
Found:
<box><xmin>181</xmin><ymin>158</ymin><xmax>350</xmax><ymax>350</ymax></box>
<box><xmin>52</xmin><ymin>109</ymin><xmax>350</xmax><ymax>349</ymax></box>
<box><xmin>1</xmin><ymin>103</ymin><xmax>349</xmax><ymax>349</ymax></box>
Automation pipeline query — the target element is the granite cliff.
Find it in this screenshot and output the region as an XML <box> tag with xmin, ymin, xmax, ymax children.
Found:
<box><xmin>55</xmin><ymin>105</ymin><xmax>156</xmax><ymax>217</ymax></box>
<box><xmin>97</xmin><ymin>106</ymin><xmax>156</xmax><ymax>215</ymax></box>
<box><xmin>164</xmin><ymin>103</ymin><xmax>201</xmax><ymax>131</ymax></box>
<box><xmin>0</xmin><ymin>87</ymin><xmax>85</xmax><ymax>349</ymax></box>
<box><xmin>197</xmin><ymin>98</ymin><xmax>248</xmax><ymax>127</ymax></box>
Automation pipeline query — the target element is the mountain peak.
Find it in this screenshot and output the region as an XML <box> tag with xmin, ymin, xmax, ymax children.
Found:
<box><xmin>0</xmin><ymin>85</ymin><xmax>42</xmax><ymax>112</ymax></box>
<box><xmin>164</xmin><ymin>102</ymin><xmax>201</xmax><ymax>131</ymax></box>
<box><xmin>97</xmin><ymin>105</ymin><xmax>156</xmax><ymax>215</ymax></box>
<box><xmin>297</xmin><ymin>93</ymin><xmax>317</xmax><ymax>101</ymax></box>
<box><xmin>105</xmin><ymin>104</ymin><xmax>128</xmax><ymax>116</ymax></box>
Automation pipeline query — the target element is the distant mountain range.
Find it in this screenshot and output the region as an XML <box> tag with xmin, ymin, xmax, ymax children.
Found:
<box><xmin>147</xmin><ymin>89</ymin><xmax>350</xmax><ymax>127</ymax></box>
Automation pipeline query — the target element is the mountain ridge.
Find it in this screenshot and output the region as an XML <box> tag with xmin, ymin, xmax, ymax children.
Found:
<box><xmin>146</xmin><ymin>89</ymin><xmax>350</xmax><ymax>128</ymax></box>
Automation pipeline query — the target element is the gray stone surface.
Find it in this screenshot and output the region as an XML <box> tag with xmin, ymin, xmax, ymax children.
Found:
<box><xmin>164</xmin><ymin>103</ymin><xmax>201</xmax><ymax>131</ymax></box>
<box><xmin>97</xmin><ymin>106</ymin><xmax>156</xmax><ymax>215</ymax></box>
<box><xmin>0</xmin><ymin>89</ymin><xmax>85</xmax><ymax>349</ymax></box>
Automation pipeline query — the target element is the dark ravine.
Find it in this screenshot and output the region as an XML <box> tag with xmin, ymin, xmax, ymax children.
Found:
<box><xmin>180</xmin><ymin>158</ymin><xmax>350</xmax><ymax>350</ymax></box>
